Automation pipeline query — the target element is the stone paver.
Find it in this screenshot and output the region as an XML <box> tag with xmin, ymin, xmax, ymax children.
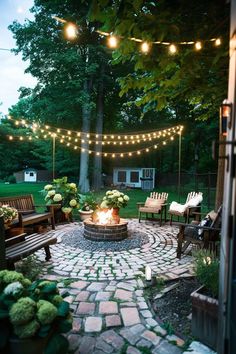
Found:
<box><xmin>105</xmin><ymin>315</ymin><xmax>122</xmax><ymax>327</ymax></box>
<box><xmin>76</xmin><ymin>302</ymin><xmax>95</xmax><ymax>315</ymax></box>
<box><xmin>99</xmin><ymin>301</ymin><xmax>118</xmax><ymax>314</ymax></box>
<box><xmin>85</xmin><ymin>317</ymin><xmax>102</xmax><ymax>332</ymax></box>
<box><xmin>36</xmin><ymin>220</ymin><xmax>214</xmax><ymax>354</ymax></box>
<box><xmin>114</xmin><ymin>288</ymin><xmax>133</xmax><ymax>301</ymax></box>
<box><xmin>120</xmin><ymin>307</ymin><xmax>141</xmax><ymax>326</ymax></box>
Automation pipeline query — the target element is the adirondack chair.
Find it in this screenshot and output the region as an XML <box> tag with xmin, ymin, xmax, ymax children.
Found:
<box><xmin>137</xmin><ymin>192</ymin><xmax>168</xmax><ymax>225</ymax></box>
<box><xmin>176</xmin><ymin>205</ymin><xmax>222</xmax><ymax>259</ymax></box>
<box><xmin>168</xmin><ymin>191</ymin><xmax>203</xmax><ymax>225</ymax></box>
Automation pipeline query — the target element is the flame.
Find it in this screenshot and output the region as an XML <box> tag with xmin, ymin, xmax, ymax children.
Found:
<box><xmin>96</xmin><ymin>209</ymin><xmax>113</xmax><ymax>225</ymax></box>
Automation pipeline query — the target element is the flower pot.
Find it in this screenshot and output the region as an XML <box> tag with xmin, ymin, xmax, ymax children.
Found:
<box><xmin>79</xmin><ymin>210</ymin><xmax>93</xmax><ymax>221</ymax></box>
<box><xmin>191</xmin><ymin>285</ymin><xmax>218</xmax><ymax>350</ymax></box>
<box><xmin>9</xmin><ymin>335</ymin><xmax>49</xmax><ymax>354</ymax></box>
<box><xmin>112</xmin><ymin>207</ymin><xmax>120</xmax><ymax>224</ymax></box>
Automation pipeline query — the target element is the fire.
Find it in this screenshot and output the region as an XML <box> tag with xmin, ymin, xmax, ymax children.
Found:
<box><xmin>96</xmin><ymin>209</ymin><xmax>113</xmax><ymax>225</ymax></box>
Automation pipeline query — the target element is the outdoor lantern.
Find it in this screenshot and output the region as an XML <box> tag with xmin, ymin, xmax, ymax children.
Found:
<box><xmin>145</xmin><ymin>265</ymin><xmax>152</xmax><ymax>281</ymax></box>
<box><xmin>220</xmin><ymin>100</ymin><xmax>232</xmax><ymax>136</ymax></box>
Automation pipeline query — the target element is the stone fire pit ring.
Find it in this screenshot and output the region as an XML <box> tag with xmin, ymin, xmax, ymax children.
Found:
<box><xmin>83</xmin><ymin>218</ymin><xmax>128</xmax><ymax>241</ymax></box>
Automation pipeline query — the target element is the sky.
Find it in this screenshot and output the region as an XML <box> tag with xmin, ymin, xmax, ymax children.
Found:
<box><xmin>0</xmin><ymin>0</ymin><xmax>36</xmax><ymax>114</ymax></box>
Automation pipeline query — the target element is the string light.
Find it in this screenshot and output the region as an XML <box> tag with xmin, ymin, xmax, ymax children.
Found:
<box><xmin>169</xmin><ymin>44</ymin><xmax>177</xmax><ymax>54</ymax></box>
<box><xmin>54</xmin><ymin>15</ymin><xmax>222</xmax><ymax>54</ymax></box>
<box><xmin>8</xmin><ymin>118</ymin><xmax>183</xmax><ymax>158</ymax></box>
<box><xmin>195</xmin><ymin>41</ymin><xmax>202</xmax><ymax>50</ymax></box>
<box><xmin>65</xmin><ymin>23</ymin><xmax>78</xmax><ymax>39</ymax></box>
<box><xmin>141</xmin><ymin>41</ymin><xmax>150</xmax><ymax>53</ymax></box>
<box><xmin>107</xmin><ymin>35</ymin><xmax>118</xmax><ymax>48</ymax></box>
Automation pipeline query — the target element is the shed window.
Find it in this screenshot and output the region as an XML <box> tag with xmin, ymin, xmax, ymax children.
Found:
<box><xmin>30</xmin><ymin>172</ymin><xmax>34</xmax><ymax>177</ymax></box>
<box><xmin>130</xmin><ymin>171</ymin><xmax>139</xmax><ymax>183</ymax></box>
<box><xmin>117</xmin><ymin>171</ymin><xmax>126</xmax><ymax>183</ymax></box>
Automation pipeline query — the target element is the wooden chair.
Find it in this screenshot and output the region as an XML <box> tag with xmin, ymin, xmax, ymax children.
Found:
<box><xmin>169</xmin><ymin>191</ymin><xmax>203</xmax><ymax>225</ymax></box>
<box><xmin>137</xmin><ymin>192</ymin><xmax>168</xmax><ymax>225</ymax></box>
<box><xmin>176</xmin><ymin>205</ymin><xmax>222</xmax><ymax>259</ymax></box>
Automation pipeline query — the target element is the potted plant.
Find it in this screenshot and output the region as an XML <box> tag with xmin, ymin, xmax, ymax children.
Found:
<box><xmin>100</xmin><ymin>190</ymin><xmax>130</xmax><ymax>223</ymax></box>
<box><xmin>191</xmin><ymin>250</ymin><xmax>219</xmax><ymax>350</ymax></box>
<box><xmin>78</xmin><ymin>194</ymin><xmax>98</xmax><ymax>221</ymax></box>
<box><xmin>0</xmin><ymin>205</ymin><xmax>18</xmax><ymax>226</ymax></box>
<box><xmin>0</xmin><ymin>270</ymin><xmax>72</xmax><ymax>354</ymax></box>
<box><xmin>41</xmin><ymin>177</ymin><xmax>79</xmax><ymax>222</ymax></box>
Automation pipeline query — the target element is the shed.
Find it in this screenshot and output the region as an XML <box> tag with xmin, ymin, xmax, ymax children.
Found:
<box><xmin>113</xmin><ymin>167</ymin><xmax>155</xmax><ymax>189</ymax></box>
<box><xmin>14</xmin><ymin>169</ymin><xmax>54</xmax><ymax>183</ymax></box>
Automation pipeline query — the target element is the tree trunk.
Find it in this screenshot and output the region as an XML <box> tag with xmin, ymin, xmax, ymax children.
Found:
<box><xmin>79</xmin><ymin>79</ymin><xmax>92</xmax><ymax>193</ymax></box>
<box><xmin>215</xmin><ymin>135</ymin><xmax>225</xmax><ymax>210</ymax></box>
<box><xmin>92</xmin><ymin>64</ymin><xmax>104</xmax><ymax>191</ymax></box>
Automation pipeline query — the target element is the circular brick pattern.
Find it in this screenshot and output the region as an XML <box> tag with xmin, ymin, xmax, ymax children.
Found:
<box><xmin>39</xmin><ymin>219</ymin><xmax>192</xmax><ymax>281</ymax></box>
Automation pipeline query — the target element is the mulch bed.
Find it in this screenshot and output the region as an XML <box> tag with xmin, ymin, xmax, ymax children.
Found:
<box><xmin>148</xmin><ymin>277</ymin><xmax>201</xmax><ymax>340</ymax></box>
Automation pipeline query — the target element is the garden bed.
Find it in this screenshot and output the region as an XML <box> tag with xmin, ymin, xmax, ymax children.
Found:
<box><xmin>149</xmin><ymin>277</ymin><xmax>200</xmax><ymax>340</ymax></box>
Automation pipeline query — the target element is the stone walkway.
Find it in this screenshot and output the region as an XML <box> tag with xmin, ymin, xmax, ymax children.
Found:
<box><xmin>35</xmin><ymin>220</ymin><xmax>215</xmax><ymax>354</ymax></box>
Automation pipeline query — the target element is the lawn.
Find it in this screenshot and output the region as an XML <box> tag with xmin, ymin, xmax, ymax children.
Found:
<box><xmin>0</xmin><ymin>182</ymin><xmax>187</xmax><ymax>219</ymax></box>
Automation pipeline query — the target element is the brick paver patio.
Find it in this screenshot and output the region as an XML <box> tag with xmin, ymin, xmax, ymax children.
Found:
<box><xmin>35</xmin><ymin>219</ymin><xmax>215</xmax><ymax>354</ymax></box>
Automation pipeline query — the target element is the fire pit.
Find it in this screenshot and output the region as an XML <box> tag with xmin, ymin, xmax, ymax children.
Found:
<box><xmin>83</xmin><ymin>208</ymin><xmax>128</xmax><ymax>241</ymax></box>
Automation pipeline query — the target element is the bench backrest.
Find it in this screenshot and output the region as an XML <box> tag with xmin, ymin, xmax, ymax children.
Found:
<box><xmin>0</xmin><ymin>194</ymin><xmax>35</xmax><ymax>212</ymax></box>
<box><xmin>150</xmin><ymin>192</ymin><xmax>168</xmax><ymax>202</ymax></box>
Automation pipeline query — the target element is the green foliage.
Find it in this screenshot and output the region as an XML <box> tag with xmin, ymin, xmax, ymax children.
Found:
<box><xmin>193</xmin><ymin>250</ymin><xmax>219</xmax><ymax>298</ymax></box>
<box><xmin>15</xmin><ymin>255</ymin><xmax>43</xmax><ymax>281</ymax></box>
<box><xmin>41</xmin><ymin>177</ymin><xmax>79</xmax><ymax>213</ymax></box>
<box><xmin>10</xmin><ymin>297</ymin><xmax>36</xmax><ymax>325</ymax></box>
<box><xmin>0</xmin><ymin>271</ymin><xmax>72</xmax><ymax>352</ymax></box>
<box><xmin>79</xmin><ymin>193</ymin><xmax>99</xmax><ymax>211</ymax></box>
<box><xmin>162</xmin><ymin>321</ymin><xmax>175</xmax><ymax>335</ymax></box>
<box><xmin>37</xmin><ymin>300</ymin><xmax>58</xmax><ymax>325</ymax></box>
<box><xmin>6</xmin><ymin>175</ymin><xmax>16</xmax><ymax>184</ymax></box>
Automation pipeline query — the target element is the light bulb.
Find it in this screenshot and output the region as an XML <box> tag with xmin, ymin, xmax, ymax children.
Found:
<box><xmin>107</xmin><ymin>35</ymin><xmax>118</xmax><ymax>48</ymax></box>
<box><xmin>169</xmin><ymin>44</ymin><xmax>177</xmax><ymax>54</ymax></box>
<box><xmin>65</xmin><ymin>23</ymin><xmax>78</xmax><ymax>40</ymax></box>
<box><xmin>215</xmin><ymin>38</ymin><xmax>221</xmax><ymax>46</ymax></box>
<box><xmin>141</xmin><ymin>41</ymin><xmax>150</xmax><ymax>54</ymax></box>
<box><xmin>195</xmin><ymin>41</ymin><xmax>202</xmax><ymax>50</ymax></box>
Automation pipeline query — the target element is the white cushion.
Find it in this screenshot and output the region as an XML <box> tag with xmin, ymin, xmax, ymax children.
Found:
<box><xmin>169</xmin><ymin>201</ymin><xmax>187</xmax><ymax>214</ymax></box>
<box><xmin>186</xmin><ymin>194</ymin><xmax>203</xmax><ymax>208</ymax></box>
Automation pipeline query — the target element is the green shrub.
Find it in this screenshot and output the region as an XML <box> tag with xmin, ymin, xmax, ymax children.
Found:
<box><xmin>7</xmin><ymin>175</ymin><xmax>16</xmax><ymax>184</ymax></box>
<box><xmin>193</xmin><ymin>250</ymin><xmax>219</xmax><ymax>298</ymax></box>
<box><xmin>0</xmin><ymin>270</ymin><xmax>72</xmax><ymax>353</ymax></box>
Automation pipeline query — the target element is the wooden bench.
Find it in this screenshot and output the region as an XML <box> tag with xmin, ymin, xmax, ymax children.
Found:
<box><xmin>0</xmin><ymin>216</ymin><xmax>57</xmax><ymax>270</ymax></box>
<box><xmin>0</xmin><ymin>194</ymin><xmax>55</xmax><ymax>231</ymax></box>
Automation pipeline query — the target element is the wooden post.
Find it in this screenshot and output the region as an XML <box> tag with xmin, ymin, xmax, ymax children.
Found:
<box><xmin>218</xmin><ymin>0</ymin><xmax>236</xmax><ymax>352</ymax></box>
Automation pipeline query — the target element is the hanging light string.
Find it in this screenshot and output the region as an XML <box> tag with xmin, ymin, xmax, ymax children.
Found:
<box><xmin>8</xmin><ymin>116</ymin><xmax>183</xmax><ymax>142</ymax></box>
<box><xmin>7</xmin><ymin>131</ymin><xmax>179</xmax><ymax>158</ymax></box>
<box><xmin>52</xmin><ymin>16</ymin><xmax>222</xmax><ymax>54</ymax></box>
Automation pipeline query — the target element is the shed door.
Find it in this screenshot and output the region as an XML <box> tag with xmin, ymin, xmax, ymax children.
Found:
<box><xmin>24</xmin><ymin>171</ymin><xmax>37</xmax><ymax>182</ymax></box>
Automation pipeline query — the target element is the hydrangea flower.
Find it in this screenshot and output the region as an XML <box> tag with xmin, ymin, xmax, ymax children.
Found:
<box><xmin>53</xmin><ymin>194</ymin><xmax>63</xmax><ymax>202</ymax></box>
<box><xmin>69</xmin><ymin>199</ymin><xmax>77</xmax><ymax>207</ymax></box>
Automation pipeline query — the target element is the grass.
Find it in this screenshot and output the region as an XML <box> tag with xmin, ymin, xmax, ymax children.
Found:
<box><xmin>0</xmin><ymin>182</ymin><xmax>206</xmax><ymax>219</ymax></box>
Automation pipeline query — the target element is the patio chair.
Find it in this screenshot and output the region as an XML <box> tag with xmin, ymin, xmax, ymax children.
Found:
<box><xmin>168</xmin><ymin>191</ymin><xmax>203</xmax><ymax>225</ymax></box>
<box><xmin>137</xmin><ymin>192</ymin><xmax>168</xmax><ymax>225</ymax></box>
<box><xmin>176</xmin><ymin>205</ymin><xmax>222</xmax><ymax>259</ymax></box>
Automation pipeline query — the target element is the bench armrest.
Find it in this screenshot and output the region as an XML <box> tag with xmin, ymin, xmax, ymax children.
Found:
<box><xmin>137</xmin><ymin>202</ymin><xmax>145</xmax><ymax>208</ymax></box>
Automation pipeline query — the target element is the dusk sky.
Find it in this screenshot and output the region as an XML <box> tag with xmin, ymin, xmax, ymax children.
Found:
<box><xmin>0</xmin><ymin>0</ymin><xmax>36</xmax><ymax>114</ymax></box>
